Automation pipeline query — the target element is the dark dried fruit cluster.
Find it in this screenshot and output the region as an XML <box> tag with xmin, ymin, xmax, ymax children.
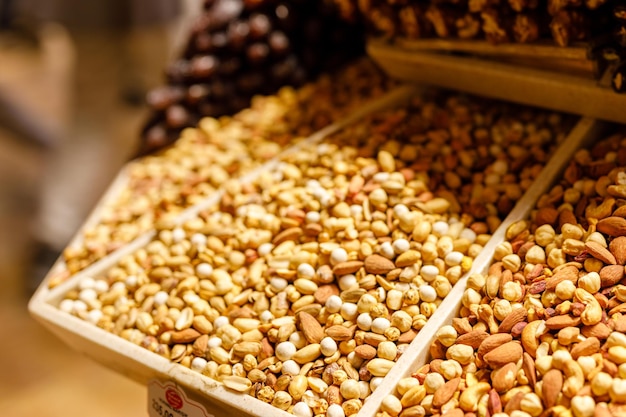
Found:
<box><xmin>139</xmin><ymin>0</ymin><xmax>364</xmax><ymax>155</ymax></box>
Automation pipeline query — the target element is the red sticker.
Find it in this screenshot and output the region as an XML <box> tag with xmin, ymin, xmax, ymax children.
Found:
<box><xmin>165</xmin><ymin>388</ymin><xmax>184</xmax><ymax>410</ymax></box>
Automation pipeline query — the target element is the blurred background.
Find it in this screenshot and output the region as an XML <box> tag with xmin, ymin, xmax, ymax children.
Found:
<box><xmin>0</xmin><ymin>0</ymin><xmax>200</xmax><ymax>415</ymax></box>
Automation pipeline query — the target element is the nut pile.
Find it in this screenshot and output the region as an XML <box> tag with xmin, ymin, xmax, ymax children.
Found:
<box><xmin>58</xmin><ymin>93</ymin><xmax>576</xmax><ymax>417</ymax></box>
<box><xmin>378</xmin><ymin>132</ymin><xmax>626</xmax><ymax>417</ymax></box>
<box><xmin>55</xmin><ymin>60</ymin><xmax>395</xmax><ymax>285</ymax></box>
<box><xmin>333</xmin><ymin>0</ymin><xmax>613</xmax><ymax>46</ymax></box>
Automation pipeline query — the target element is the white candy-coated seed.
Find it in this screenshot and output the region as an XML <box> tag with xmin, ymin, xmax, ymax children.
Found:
<box><xmin>371</xmin><ymin>317</ymin><xmax>391</xmax><ymax>334</ymax></box>
<box><xmin>124</xmin><ymin>275</ymin><xmax>137</xmax><ymax>288</ymax></box>
<box><xmin>340</xmin><ymin>303</ymin><xmax>358</xmax><ymax>321</ymax></box>
<box><xmin>86</xmin><ymin>309</ymin><xmax>102</xmax><ymax>324</ymax></box>
<box><xmin>320</xmin><ymin>337</ymin><xmax>338</xmax><ymax>356</ymax></box>
<box><xmin>369</xmin><ymin>377</ymin><xmax>384</xmax><ymax>392</ymax></box>
<box><xmin>297</xmin><ymin>263</ymin><xmax>316</xmax><ymax>278</ymax></box>
<box><xmin>196</xmin><ymin>263</ymin><xmax>213</xmax><ymax>279</ymax></box>
<box><xmin>78</xmin><ymin>276</ymin><xmax>96</xmax><ymax>290</ymax></box>
<box><xmin>172</xmin><ymin>227</ymin><xmax>185</xmax><ymax>243</ymax></box>
<box><xmin>350</xmin><ymin>205</ymin><xmax>363</xmax><ymax>217</ymax></box>
<box><xmin>305</xmin><ymin>211</ymin><xmax>321</xmax><ymax>223</ymax></box>
<box><xmin>339</xmin><ymin>274</ymin><xmax>358</xmax><ymax>291</ymax></box>
<box><xmin>191</xmin><ymin>233</ymin><xmax>207</xmax><ymax>246</ymax></box>
<box><xmin>208</xmin><ymin>336</ymin><xmax>222</xmax><ymax>348</ymax></box>
<box><xmin>257</xmin><ymin>242</ymin><xmax>274</xmax><ymax>256</ymax></box>
<box><xmin>214</xmin><ymin>316</ymin><xmax>229</xmax><ymax>329</ymax></box>
<box><xmin>380</xmin><ymin>241</ymin><xmax>395</xmax><ymax>259</ymax></box>
<box><xmin>327</xmin><ymin>403</ymin><xmax>345</xmax><ymax>417</ymax></box>
<box><xmin>445</xmin><ymin>251</ymin><xmax>464</xmax><ymax>266</ymax></box>
<box><xmin>276</xmin><ymin>341</ymin><xmax>297</xmax><ymax>361</ymax></box>
<box><xmin>460</xmin><ymin>228</ymin><xmax>477</xmax><ymax>243</ymax></box>
<box><xmin>260</xmin><ymin>310</ymin><xmax>274</xmax><ymax>323</ymax></box>
<box><xmin>419</xmin><ymin>285</ymin><xmax>438</xmax><ymax>302</ymax></box>
<box><xmin>330</xmin><ymin>248</ymin><xmax>348</xmax><ymax>265</ymax></box>
<box><xmin>326</xmin><ymin>295</ymin><xmax>343</xmax><ymax>313</ymax></box>
<box><xmin>420</xmin><ymin>265</ymin><xmax>439</xmax><ymax>282</ymax></box>
<box><xmin>93</xmin><ymin>279</ymin><xmax>109</xmax><ymax>294</ymax></box>
<box><xmin>393</xmin><ymin>204</ymin><xmax>409</xmax><ymax>216</ymax></box>
<box><xmin>292</xmin><ymin>402</ymin><xmax>313</xmax><ymax>417</ymax></box>
<box><xmin>73</xmin><ymin>300</ymin><xmax>88</xmax><ymax>313</ymax></box>
<box><xmin>282</xmin><ymin>359</ymin><xmax>300</xmax><ymax>375</ymax></box>
<box><xmin>357</xmin><ymin>313</ymin><xmax>373</xmax><ymax>331</ymax></box>
<box><xmin>59</xmin><ymin>299</ymin><xmax>74</xmax><ymax>314</ymax></box>
<box><xmin>79</xmin><ymin>288</ymin><xmax>98</xmax><ymax>303</ymax></box>
<box><xmin>191</xmin><ymin>357</ymin><xmax>207</xmax><ymax>372</ymax></box>
<box><xmin>154</xmin><ymin>291</ymin><xmax>169</xmax><ymax>306</ymax></box>
<box><xmin>392</xmin><ymin>238</ymin><xmax>410</xmax><ymax>254</ymax></box>
<box><xmin>432</xmin><ymin>221</ymin><xmax>449</xmax><ymax>237</ymax></box>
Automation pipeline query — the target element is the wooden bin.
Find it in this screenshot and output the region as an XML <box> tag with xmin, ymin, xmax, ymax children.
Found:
<box><xmin>29</xmin><ymin>86</ymin><xmax>605</xmax><ymax>417</ymax></box>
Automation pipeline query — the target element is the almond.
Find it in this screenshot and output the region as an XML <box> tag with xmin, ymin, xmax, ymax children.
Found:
<box><xmin>332</xmin><ymin>260</ymin><xmax>363</xmax><ymax>276</ymax></box>
<box><xmin>610</xmin><ymin>236</ymin><xmax>626</xmax><ymax>265</ymax></box>
<box><xmin>581</xmin><ymin>322</ymin><xmax>612</xmax><ymax>339</ymax></box>
<box><xmin>272</xmin><ymin>227</ymin><xmax>302</xmax><ymax>245</ymax></box>
<box><xmin>522</xmin><ymin>352</ymin><xmax>536</xmax><ymax>388</ymax></box>
<box><xmin>398</xmin><ymin>329</ymin><xmax>418</xmax><ymax>344</ymax></box>
<box><xmin>314</xmin><ymin>284</ymin><xmax>339</xmax><ymax>305</ymax></box>
<box><xmin>354</xmin><ymin>344</ymin><xmax>377</xmax><ymax>360</ymax></box>
<box><xmin>570</xmin><ymin>336</ymin><xmax>600</xmax><ymax>359</ymax></box>
<box><xmin>171</xmin><ymin>328</ymin><xmax>202</xmax><ymax>343</ymax></box>
<box><xmin>545</xmin><ymin>265</ymin><xmax>579</xmax><ymax>290</ymax></box>
<box><xmin>498</xmin><ymin>307</ymin><xmax>528</xmax><ymax>334</ymax></box>
<box><xmin>432</xmin><ymin>377</ymin><xmax>461</xmax><ymax>408</ymax></box>
<box><xmin>491</xmin><ymin>362</ymin><xmax>518</xmax><ymax>393</ymax></box>
<box><xmin>545</xmin><ymin>315</ymin><xmax>581</xmax><ymax>330</ymax></box>
<box><xmin>477</xmin><ymin>333</ymin><xmax>513</xmax><ymax>360</ymax></box>
<box><xmin>600</xmin><ymin>264</ymin><xmax>625</xmax><ymax>286</ymax></box>
<box><xmin>585</xmin><ymin>241</ymin><xmax>617</xmax><ymax>265</ymax></box>
<box><xmin>614</xmin><ymin>205</ymin><xmax>626</xmax><ymax>218</ymax></box>
<box><xmin>535</xmin><ymin>207</ymin><xmax>558</xmax><ymax>226</ymax></box>
<box><xmin>325</xmin><ymin>325</ymin><xmax>355</xmax><ymax>341</ymax></box>
<box><xmin>364</xmin><ymin>254</ymin><xmax>395</xmax><ymax>275</ymax></box>
<box><xmin>395</xmin><ymin>250</ymin><xmax>420</xmax><ymax>267</ymax></box>
<box><xmin>456</xmin><ymin>330</ymin><xmax>490</xmax><ymax>349</ymax></box>
<box><xmin>597</xmin><ymin>216</ymin><xmax>626</xmax><ymax>237</ymax></box>
<box><xmin>483</xmin><ymin>341</ymin><xmax>523</xmax><ymax>368</ymax></box>
<box><xmin>542</xmin><ymin>369</ymin><xmax>563</xmax><ymax>408</ymax></box>
<box><xmin>558</xmin><ymin>209</ymin><xmax>578</xmax><ymax>230</ymax></box>
<box><xmin>298</xmin><ymin>311</ymin><xmax>324</xmax><ymax>344</ymax></box>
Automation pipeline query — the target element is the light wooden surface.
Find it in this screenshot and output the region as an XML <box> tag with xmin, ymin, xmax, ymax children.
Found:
<box><xmin>367</xmin><ymin>39</ymin><xmax>626</xmax><ymax>124</ymax></box>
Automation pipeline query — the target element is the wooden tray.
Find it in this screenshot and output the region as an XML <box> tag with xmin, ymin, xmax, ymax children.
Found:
<box><xmin>367</xmin><ymin>38</ymin><xmax>626</xmax><ymax>125</ymax></box>
<box><xmin>29</xmin><ymin>80</ymin><xmax>606</xmax><ymax>417</ymax></box>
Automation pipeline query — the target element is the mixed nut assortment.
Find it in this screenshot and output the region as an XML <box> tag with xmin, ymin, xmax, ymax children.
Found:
<box><xmin>378</xmin><ymin>132</ymin><xmax>626</xmax><ymax>417</ymax></box>
<box><xmin>57</xmin><ymin>92</ymin><xmax>576</xmax><ymax>417</ymax></box>
<box><xmin>54</xmin><ymin>59</ymin><xmax>395</xmax><ymax>286</ymax></box>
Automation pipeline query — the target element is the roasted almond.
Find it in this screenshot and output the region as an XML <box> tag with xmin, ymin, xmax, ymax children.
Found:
<box><xmin>542</xmin><ymin>369</ymin><xmax>563</xmax><ymax>408</ymax></box>
<box><xmin>313</xmin><ymin>284</ymin><xmax>339</xmax><ymax>305</ymax></box>
<box><xmin>272</xmin><ymin>227</ymin><xmax>303</xmax><ymax>245</ymax></box>
<box><xmin>491</xmin><ymin>362</ymin><xmax>518</xmax><ymax>393</ymax></box>
<box><xmin>298</xmin><ymin>311</ymin><xmax>324</xmax><ymax>344</ymax></box>
<box><xmin>456</xmin><ymin>330</ymin><xmax>490</xmax><ymax>349</ymax></box>
<box><xmin>477</xmin><ymin>334</ymin><xmax>513</xmax><ymax>360</ymax></box>
<box><xmin>325</xmin><ymin>325</ymin><xmax>355</xmax><ymax>341</ymax></box>
<box><xmin>581</xmin><ymin>322</ymin><xmax>612</xmax><ymax>339</ymax></box>
<box><xmin>483</xmin><ymin>341</ymin><xmax>523</xmax><ymax>368</ymax></box>
<box><xmin>545</xmin><ymin>315</ymin><xmax>581</xmax><ymax>330</ymax></box>
<box><xmin>332</xmin><ymin>260</ymin><xmax>363</xmax><ymax>276</ymax></box>
<box><xmin>600</xmin><ymin>264</ymin><xmax>625</xmax><ymax>286</ymax></box>
<box><xmin>597</xmin><ymin>216</ymin><xmax>626</xmax><ymax>237</ymax></box>
<box><xmin>522</xmin><ymin>352</ymin><xmax>536</xmax><ymax>388</ymax></box>
<box><xmin>354</xmin><ymin>344</ymin><xmax>377</xmax><ymax>360</ymax></box>
<box><xmin>364</xmin><ymin>254</ymin><xmax>395</xmax><ymax>275</ymax></box>
<box><xmin>610</xmin><ymin>236</ymin><xmax>626</xmax><ymax>265</ymax></box>
<box><xmin>535</xmin><ymin>207</ymin><xmax>558</xmax><ymax>226</ymax></box>
<box><xmin>585</xmin><ymin>241</ymin><xmax>617</xmax><ymax>265</ymax></box>
<box><xmin>545</xmin><ymin>265</ymin><xmax>579</xmax><ymax>290</ymax></box>
<box><xmin>498</xmin><ymin>307</ymin><xmax>528</xmax><ymax>334</ymax></box>
<box><xmin>432</xmin><ymin>377</ymin><xmax>461</xmax><ymax>408</ymax></box>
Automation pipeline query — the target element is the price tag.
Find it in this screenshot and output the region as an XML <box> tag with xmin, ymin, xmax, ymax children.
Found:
<box><xmin>148</xmin><ymin>380</ymin><xmax>214</xmax><ymax>417</ymax></box>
